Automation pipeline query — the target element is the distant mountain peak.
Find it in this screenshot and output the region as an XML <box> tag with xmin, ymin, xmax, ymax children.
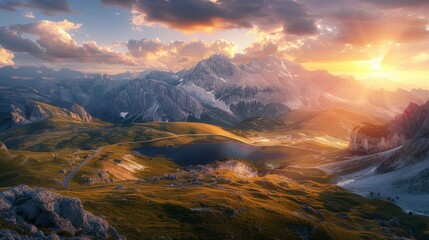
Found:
<box><xmin>403</xmin><ymin>102</ymin><xmax>420</xmax><ymax>116</ymax></box>
<box><xmin>194</xmin><ymin>54</ymin><xmax>238</xmax><ymax>77</ymax></box>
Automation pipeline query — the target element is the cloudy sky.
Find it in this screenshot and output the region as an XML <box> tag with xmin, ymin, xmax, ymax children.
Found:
<box><xmin>0</xmin><ymin>0</ymin><xmax>428</xmax><ymax>86</ymax></box>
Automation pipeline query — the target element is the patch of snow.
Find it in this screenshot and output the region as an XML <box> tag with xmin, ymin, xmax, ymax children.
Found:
<box><xmin>180</xmin><ymin>84</ymin><xmax>231</xmax><ymax>112</ymax></box>
<box><xmin>280</xmin><ymin>59</ymin><xmax>287</xmax><ymax>70</ymax></box>
<box><xmin>120</xmin><ymin>112</ymin><xmax>128</xmax><ymax>118</ymax></box>
<box><xmin>336</xmin><ymin>155</ymin><xmax>429</xmax><ymax>215</ymax></box>
<box><xmin>324</xmin><ymin>93</ymin><xmax>349</xmax><ymax>103</ymax></box>
<box><xmin>279</xmin><ymin>71</ymin><xmax>293</xmax><ymax>79</ymax></box>
<box><xmin>337</xmin><ymin>179</ymin><xmax>355</xmax><ymax>187</ymax></box>
<box><xmin>284</xmin><ymin>99</ymin><xmax>304</xmax><ymax>110</ymax></box>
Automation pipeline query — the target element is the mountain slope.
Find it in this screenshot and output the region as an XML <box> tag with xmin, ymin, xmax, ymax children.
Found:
<box><xmin>0</xmin><ymin>55</ymin><xmax>428</xmax><ymax>127</ymax></box>
<box><xmin>89</xmin><ymin>78</ymin><xmax>205</xmax><ymax>123</ymax></box>
<box><xmin>350</xmin><ymin>101</ymin><xmax>429</xmax><ymax>154</ymax></box>
<box><xmin>179</xmin><ymin>54</ymin><xmax>425</xmax><ymax>120</ymax></box>
<box><xmin>2</xmin><ymin>101</ymin><xmax>94</xmax><ymax>129</ymax></box>
<box><xmin>334</xmin><ymin>102</ymin><xmax>429</xmax><ymax>214</ymax></box>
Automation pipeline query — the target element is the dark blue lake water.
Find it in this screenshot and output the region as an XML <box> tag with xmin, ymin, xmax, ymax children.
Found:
<box><xmin>134</xmin><ymin>141</ymin><xmax>285</xmax><ymax>165</ymax></box>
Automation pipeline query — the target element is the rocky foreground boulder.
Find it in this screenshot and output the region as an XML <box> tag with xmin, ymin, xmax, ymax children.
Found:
<box><xmin>0</xmin><ymin>185</ymin><xmax>125</xmax><ymax>240</ymax></box>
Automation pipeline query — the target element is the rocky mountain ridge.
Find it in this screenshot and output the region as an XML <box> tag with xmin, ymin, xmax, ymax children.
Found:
<box><xmin>7</xmin><ymin>101</ymin><xmax>93</xmax><ymax>128</ymax></box>
<box><xmin>350</xmin><ymin>101</ymin><xmax>429</xmax><ymax>154</ymax></box>
<box><xmin>1</xmin><ymin>54</ymin><xmax>428</xmax><ymax>129</ymax></box>
<box><xmin>337</xmin><ymin>101</ymin><xmax>429</xmax><ymax>210</ymax></box>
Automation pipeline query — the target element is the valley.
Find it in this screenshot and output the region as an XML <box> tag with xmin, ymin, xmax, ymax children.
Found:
<box><xmin>1</xmin><ymin>1</ymin><xmax>429</xmax><ymax>239</ymax></box>
<box><xmin>0</xmin><ymin>56</ymin><xmax>429</xmax><ymax>240</ymax></box>
<box><xmin>1</xmin><ymin>102</ymin><xmax>429</xmax><ymax>239</ymax></box>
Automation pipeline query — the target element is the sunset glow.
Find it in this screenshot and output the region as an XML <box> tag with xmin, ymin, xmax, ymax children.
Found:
<box><xmin>1</xmin><ymin>2</ymin><xmax>429</xmax><ymax>239</ymax></box>
<box><xmin>0</xmin><ymin>0</ymin><xmax>428</xmax><ymax>87</ymax></box>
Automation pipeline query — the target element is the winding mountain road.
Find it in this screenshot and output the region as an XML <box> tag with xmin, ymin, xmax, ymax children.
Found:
<box><xmin>62</xmin><ymin>132</ymin><xmax>325</xmax><ymax>188</ymax></box>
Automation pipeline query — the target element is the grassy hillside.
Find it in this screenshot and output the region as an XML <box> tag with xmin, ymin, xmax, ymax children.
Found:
<box><xmin>58</xmin><ymin>168</ymin><xmax>429</xmax><ymax>240</ymax></box>
<box><xmin>1</xmin><ymin>114</ymin><xmax>428</xmax><ymax>240</ymax></box>
<box><xmin>142</xmin><ymin>122</ymin><xmax>247</xmax><ymax>140</ymax></box>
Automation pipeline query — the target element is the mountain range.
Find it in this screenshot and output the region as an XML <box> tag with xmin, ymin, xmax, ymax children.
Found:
<box><xmin>1</xmin><ymin>54</ymin><xmax>428</xmax><ymax>129</ymax></box>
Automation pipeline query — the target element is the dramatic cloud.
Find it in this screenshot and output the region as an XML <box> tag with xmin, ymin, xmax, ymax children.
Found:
<box><xmin>0</xmin><ymin>48</ymin><xmax>14</xmax><ymax>66</ymax></box>
<box><xmin>325</xmin><ymin>8</ymin><xmax>429</xmax><ymax>46</ymax></box>
<box><xmin>0</xmin><ymin>0</ymin><xmax>73</xmax><ymax>16</ymax></box>
<box><xmin>363</xmin><ymin>0</ymin><xmax>429</xmax><ymax>8</ymax></box>
<box><xmin>102</xmin><ymin>0</ymin><xmax>318</xmax><ymax>36</ymax></box>
<box><xmin>126</xmin><ymin>38</ymin><xmax>237</xmax><ymax>69</ymax></box>
<box><xmin>0</xmin><ymin>20</ymin><xmax>136</xmax><ymax>65</ymax></box>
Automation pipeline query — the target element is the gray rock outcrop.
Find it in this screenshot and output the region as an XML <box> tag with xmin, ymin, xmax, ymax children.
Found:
<box><xmin>0</xmin><ymin>185</ymin><xmax>125</xmax><ymax>240</ymax></box>
<box><xmin>82</xmin><ymin>171</ymin><xmax>114</xmax><ymax>185</ymax></box>
<box><xmin>350</xmin><ymin>101</ymin><xmax>429</xmax><ymax>153</ymax></box>
<box><xmin>7</xmin><ymin>101</ymin><xmax>94</xmax><ymax>127</ymax></box>
<box><xmin>70</xmin><ymin>104</ymin><xmax>93</xmax><ymax>123</ymax></box>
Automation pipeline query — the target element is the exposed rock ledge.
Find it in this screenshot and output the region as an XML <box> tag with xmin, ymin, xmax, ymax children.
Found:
<box><xmin>350</xmin><ymin>101</ymin><xmax>429</xmax><ymax>154</ymax></box>
<box><xmin>349</xmin><ymin>123</ymin><xmax>404</xmax><ymax>154</ymax></box>
<box><xmin>0</xmin><ymin>185</ymin><xmax>125</xmax><ymax>240</ymax></box>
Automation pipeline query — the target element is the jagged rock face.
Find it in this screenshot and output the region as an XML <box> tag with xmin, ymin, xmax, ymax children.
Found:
<box><xmin>71</xmin><ymin>104</ymin><xmax>92</xmax><ymax>123</ymax></box>
<box><xmin>0</xmin><ymin>185</ymin><xmax>125</xmax><ymax>240</ymax></box>
<box><xmin>178</xmin><ymin>54</ymin><xmax>407</xmax><ymax>120</ymax></box>
<box><xmin>90</xmin><ymin>79</ymin><xmax>204</xmax><ymax>123</ymax></box>
<box><xmin>350</xmin><ymin>101</ymin><xmax>429</xmax><ymax>154</ymax></box>
<box><xmin>389</xmin><ymin>102</ymin><xmax>429</xmax><ymax>138</ymax></box>
<box><xmin>10</xmin><ymin>104</ymin><xmax>26</xmax><ymax>125</ymax></box>
<box><xmin>1</xmin><ymin>55</ymin><xmax>429</xmax><ymax>126</ymax></box>
<box><xmin>27</xmin><ymin>103</ymin><xmax>51</xmax><ymax>121</ymax></box>
<box><xmin>229</xmin><ymin>100</ymin><xmax>290</xmax><ymax>119</ymax></box>
<box><xmin>350</xmin><ymin>123</ymin><xmax>405</xmax><ymax>153</ymax></box>
<box><xmin>181</xmin><ymin>54</ymin><xmax>240</xmax><ymax>91</ymax></box>
<box><xmin>6</xmin><ymin>102</ymin><xmax>94</xmax><ymax>126</ymax></box>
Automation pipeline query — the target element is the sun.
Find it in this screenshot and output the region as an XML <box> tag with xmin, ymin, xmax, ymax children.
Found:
<box><xmin>369</xmin><ymin>57</ymin><xmax>383</xmax><ymax>70</ymax></box>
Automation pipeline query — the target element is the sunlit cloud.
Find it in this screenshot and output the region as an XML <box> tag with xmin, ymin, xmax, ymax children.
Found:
<box><xmin>412</xmin><ymin>52</ymin><xmax>429</xmax><ymax>64</ymax></box>
<box><xmin>126</xmin><ymin>38</ymin><xmax>237</xmax><ymax>69</ymax></box>
<box><xmin>102</xmin><ymin>0</ymin><xmax>318</xmax><ymax>36</ymax></box>
<box><xmin>0</xmin><ymin>20</ymin><xmax>136</xmax><ymax>65</ymax></box>
<box><xmin>0</xmin><ymin>48</ymin><xmax>14</xmax><ymax>66</ymax></box>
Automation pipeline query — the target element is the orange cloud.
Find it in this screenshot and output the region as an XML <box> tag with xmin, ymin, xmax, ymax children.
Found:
<box><xmin>0</xmin><ymin>48</ymin><xmax>14</xmax><ymax>66</ymax></box>
<box><xmin>127</xmin><ymin>38</ymin><xmax>237</xmax><ymax>69</ymax></box>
